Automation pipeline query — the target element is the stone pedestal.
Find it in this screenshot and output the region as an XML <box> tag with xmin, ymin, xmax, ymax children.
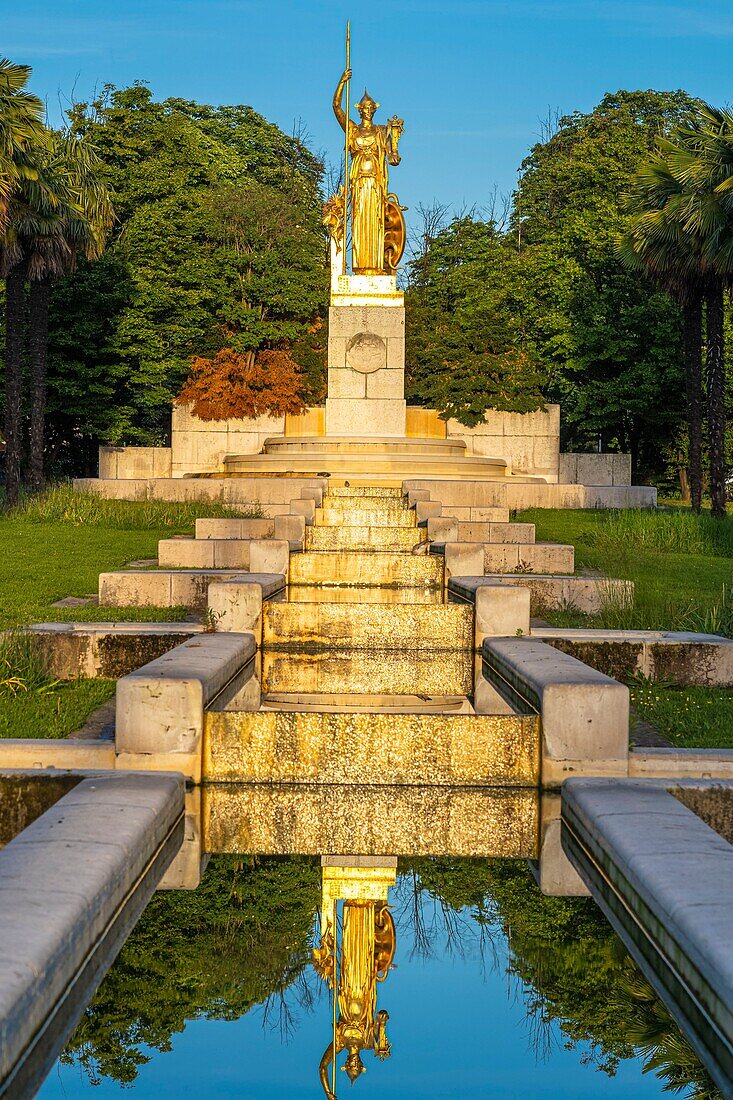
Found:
<box><xmin>325</xmin><ymin>275</ymin><xmax>406</xmax><ymax>437</ymax></box>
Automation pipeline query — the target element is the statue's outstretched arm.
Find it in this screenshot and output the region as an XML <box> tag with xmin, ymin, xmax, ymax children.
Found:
<box><xmin>332</xmin><ymin>68</ymin><xmax>352</xmax><ymax>132</ymax></box>
<box><xmin>319</xmin><ymin>1039</ymin><xmax>340</xmax><ymax>1100</ymax></box>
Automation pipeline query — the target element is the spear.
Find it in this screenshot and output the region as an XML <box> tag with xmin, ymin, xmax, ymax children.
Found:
<box><xmin>343</xmin><ymin>21</ymin><xmax>350</xmax><ymax>276</ymax></box>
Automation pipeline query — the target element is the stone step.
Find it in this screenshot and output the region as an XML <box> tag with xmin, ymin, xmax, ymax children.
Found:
<box><xmin>158</xmin><ymin>537</ymin><xmax>251</xmax><ymax>569</ymax></box>
<box><xmin>223</xmin><ymin>451</ymin><xmax>511</xmax><ymax>479</ymax></box>
<box><xmin>203</xmin><ymin>709</ymin><xmax>540</xmax><ymax>785</ymax></box>
<box><xmin>289</xmin><ymin>551</ymin><xmax>443</xmax><ymax>587</ymax></box>
<box><xmin>316</xmin><ymin>505</ymin><xmax>415</xmax><ymax>527</ymax></box>
<box><xmin>202</xmin><ymin>784</ymin><xmax>539</xmax><ymax>857</ymax></box>
<box><xmin>261</xmin><ymin>647</ymin><xmax>472</xmax><ymax>696</ymax></box>
<box><xmin>263</xmin><ymin>601</ymin><xmax>473</xmax><ymax>651</ymax></box>
<box><xmin>284</xmin><ymin>584</ymin><xmax>442</xmax><ymax>605</ymax></box>
<box><xmin>484</xmin><ymin>542</ymin><xmax>574</xmax><ymax>575</ymax></box>
<box><xmin>305</xmin><ymin>525</ymin><xmax>424</xmax><ymax>551</ymax></box>
<box><xmin>329</xmin><ymin>486</ymin><xmax>404</xmax><ymax>498</ymax></box>
<box><xmin>99</xmin><ymin>569</ymin><xmax>252</xmax><ymax>608</ymax></box>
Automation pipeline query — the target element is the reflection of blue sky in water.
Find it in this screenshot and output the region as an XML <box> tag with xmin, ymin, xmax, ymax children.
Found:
<box><xmin>40</xmin><ymin>877</ymin><xmax>669</xmax><ymax>1099</ymax></box>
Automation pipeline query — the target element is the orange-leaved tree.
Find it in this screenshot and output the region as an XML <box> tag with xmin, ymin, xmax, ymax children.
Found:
<box><xmin>177</xmin><ymin>347</ymin><xmax>306</xmax><ymax>421</ymax></box>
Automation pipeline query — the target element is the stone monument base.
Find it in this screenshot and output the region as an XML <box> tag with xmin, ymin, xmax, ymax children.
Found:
<box><xmin>326</xmin><ymin>275</ymin><xmax>406</xmax><ymax>438</ymax></box>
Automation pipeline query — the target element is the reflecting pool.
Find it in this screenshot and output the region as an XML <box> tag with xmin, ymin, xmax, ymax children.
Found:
<box><xmin>39</xmin><ymin>855</ymin><xmax>719</xmax><ymax>1098</ymax></box>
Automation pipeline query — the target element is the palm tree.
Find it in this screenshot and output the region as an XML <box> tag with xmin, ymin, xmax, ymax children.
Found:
<box><xmin>619</xmin><ymin>145</ymin><xmax>706</xmax><ymax>512</ymax></box>
<box><xmin>24</xmin><ymin>135</ymin><xmax>113</xmax><ymax>489</ymax></box>
<box><xmin>0</xmin><ymin>59</ymin><xmax>46</xmax><ymax>505</ymax></box>
<box><xmin>1</xmin><ymin>133</ymin><xmax>113</xmax><ymax>497</ymax></box>
<box><xmin>621</xmin><ymin>105</ymin><xmax>733</xmax><ymax>518</ymax></box>
<box><xmin>0</xmin><ymin>58</ymin><xmax>46</xmax><ymax>228</ymax></box>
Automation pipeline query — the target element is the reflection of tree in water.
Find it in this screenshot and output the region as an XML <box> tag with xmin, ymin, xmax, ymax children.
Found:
<box><xmin>61</xmin><ymin>856</ymin><xmax>320</xmax><ymax>1085</ymax></box>
<box><xmin>404</xmin><ymin>857</ymin><xmax>721</xmax><ymax>1100</ymax></box>
<box><xmin>60</xmin><ymin>854</ymin><xmax>721</xmax><ymax>1098</ymax></box>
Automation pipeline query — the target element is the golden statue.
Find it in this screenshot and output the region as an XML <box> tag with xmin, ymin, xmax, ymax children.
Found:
<box><xmin>326</xmin><ymin>65</ymin><xmax>406</xmax><ymax>276</ymax></box>
<box><xmin>313</xmin><ymin>860</ymin><xmax>397</xmax><ymax>1098</ymax></box>
<box><xmin>317</xmin><ymin>901</ymin><xmax>396</xmax><ymax>1098</ymax></box>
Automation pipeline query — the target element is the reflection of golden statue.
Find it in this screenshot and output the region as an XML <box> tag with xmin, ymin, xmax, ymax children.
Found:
<box><xmin>329</xmin><ymin>67</ymin><xmax>406</xmax><ymax>276</ymax></box>
<box><xmin>314</xmin><ymin>860</ymin><xmax>397</xmax><ymax>1099</ymax></box>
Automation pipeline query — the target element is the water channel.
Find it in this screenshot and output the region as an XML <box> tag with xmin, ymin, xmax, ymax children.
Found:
<box><xmin>21</xmin><ymin>488</ymin><xmax>724</xmax><ymax>1095</ymax></box>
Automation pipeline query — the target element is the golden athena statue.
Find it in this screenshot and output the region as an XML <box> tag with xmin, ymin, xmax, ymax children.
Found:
<box><xmin>326</xmin><ymin>67</ymin><xmax>406</xmax><ymax>276</ymax></box>
<box><xmin>315</xmin><ymin>899</ymin><xmax>396</xmax><ymax>1098</ymax></box>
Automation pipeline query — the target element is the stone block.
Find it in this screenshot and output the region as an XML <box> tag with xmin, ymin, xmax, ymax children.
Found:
<box><xmin>444</xmin><ymin>542</ymin><xmax>485</xmax><ymax>581</ymax></box>
<box><xmin>427</xmin><ymin>516</ymin><xmax>459</xmax><ymax>544</ymax></box>
<box><xmin>472</xmin><ymin>507</ymin><xmax>511</xmax><ymax>523</ymax></box>
<box><xmin>407</xmin><ymin>489</ymin><xmax>431</xmax><ymax>505</ymax></box>
<box><xmin>482</xmin><ymin>573</ymin><xmax>633</xmax><ymax>615</ymax></box>
<box><xmin>249</xmin><ymin>539</ymin><xmax>289</xmax><ymax>576</ymax></box>
<box><xmin>473</xmin><ymin>674</ymin><xmax>519</xmax><ymax>715</ymax></box>
<box><xmin>289</xmin><ymin>498</ymin><xmax>315</xmax><ymax>524</ymax></box>
<box><xmin>208</xmin><ymin>573</ymin><xmax>286</xmax><ymax>635</ymax></box>
<box><xmin>300</xmin><ymin>486</ymin><xmax>324</xmax><ymax>506</ymax></box>
<box><xmin>273</xmin><ymin>513</ymin><xmax>306</xmax><ymax>548</ymax></box>
<box><xmin>0</xmin><ymin>739</ymin><xmax>115</xmax><ymax>771</ymax></box>
<box><xmin>576</xmin><ymin>453</ymin><xmax>615</xmax><ymax>486</ymax></box>
<box><xmin>158</xmin><ymin>539</ymin><xmax>215</xmax><ymax>569</ymax></box>
<box><xmin>386</xmin><ymin>336</ymin><xmax>405</xmax><ymax>371</ymax></box>
<box><xmin>416</xmin><ymin>500</ymin><xmax>442</xmax><ymax>524</ymax></box>
<box><xmin>328</xmin><ymin>335</ymin><xmax>348</xmax><ymax>368</ymax></box>
<box><xmin>325</xmin><ymin>397</ymin><xmax>407</xmax><ymax>437</ymax></box>
<box><xmin>366</xmin><ymin>369</ymin><xmax>404</xmax><ymax>399</ymax></box>
<box><xmin>116</xmin><ymin>633</ymin><xmax>256</xmax><ymax>781</ymax></box>
<box><xmin>558</xmin><ymin>453</ymin><xmax>578</xmax><ymax>484</ymax></box>
<box><xmin>328</xmin><ymin>304</ymin><xmax>405</xmax><ymax>341</ymax></box>
<box><xmin>24</xmin><ymin>622</ymin><xmax>201</xmax><ymax>680</ymax></box>
<box><xmin>483</xmin><ymin>544</ymin><xmax>521</xmax><ymax>572</ymax></box>
<box><xmin>99</xmin><ymin>571</ymin><xmax>173</xmax><ymax>607</ymax></box>
<box><xmin>328</xmin><ymin>369</ymin><xmax>366</xmax><ymax>399</ymax></box>
<box><xmin>482</xmin><ymin>637</ymin><xmax>629</xmax><ymax>784</ymax></box>
<box><xmin>505</xmin><ymin>542</ymin><xmax>574</xmax><ymax>575</ymax></box>
<box><xmin>475</xmin><ymin>582</ymin><xmax>531</xmax><ymax>644</ymax></box>
<box><xmin>195</xmin><ymin>518</ymin><xmax>274</xmax><ymax>540</ymax></box>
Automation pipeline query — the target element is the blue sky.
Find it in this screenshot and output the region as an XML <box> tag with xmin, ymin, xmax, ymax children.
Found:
<box><xmin>7</xmin><ymin>0</ymin><xmax>733</xmax><ymax>218</ymax></box>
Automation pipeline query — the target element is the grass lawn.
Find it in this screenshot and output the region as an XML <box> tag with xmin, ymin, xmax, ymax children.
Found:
<box><xmin>515</xmin><ymin>507</ymin><xmax>733</xmax><ymax>632</ymax></box>
<box><xmin>0</xmin><ymin>484</ymin><xmax>260</xmax><ymax>629</ymax></box>
<box><xmin>631</xmin><ymin>684</ymin><xmax>733</xmax><ymax>750</ymax></box>
<box><xmin>0</xmin><ymin>680</ymin><xmax>115</xmax><ymax>739</ymax></box>
<box><xmin>0</xmin><ymin>485</ymin><xmax>260</xmax><ymax>738</ymax></box>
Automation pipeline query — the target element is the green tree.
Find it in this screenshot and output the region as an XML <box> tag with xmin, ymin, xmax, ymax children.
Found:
<box><xmin>0</xmin><ymin>59</ymin><xmax>46</xmax><ymax>227</ymax></box>
<box><xmin>0</xmin><ymin>59</ymin><xmax>47</xmax><ymax>503</ymax></box>
<box><xmin>515</xmin><ymin>90</ymin><xmax>698</xmax><ymax>480</ymax></box>
<box><xmin>406</xmin><ymin>216</ymin><xmax>545</xmax><ymax>426</ymax></box>
<box><xmin>52</xmin><ymin>85</ymin><xmax>327</xmax><ymax>449</ymax></box>
<box><xmin>621</xmin><ymin>104</ymin><xmax>733</xmax><ymax>516</ymax></box>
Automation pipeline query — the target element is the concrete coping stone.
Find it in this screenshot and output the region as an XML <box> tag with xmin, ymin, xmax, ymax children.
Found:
<box><xmin>118</xmin><ymin>633</ymin><xmax>255</xmax><ymax>702</ymax></box>
<box><xmin>482</xmin><ymin>636</ymin><xmax>627</xmax><ymax>713</ymax></box>
<box><xmin>25</xmin><ymin>622</ymin><xmax>204</xmax><ymax>636</ymax></box>
<box><xmin>562</xmin><ymin>777</ymin><xmax>733</xmax><ymax>1087</ymax></box>
<box><xmin>0</xmin><ymin>770</ymin><xmax>184</xmax><ymax>1093</ymax></box>
<box><xmin>207</xmin><ymin>572</ymin><xmax>285</xmax><ymax>601</ymax></box>
<box><xmin>534</xmin><ymin>627</ymin><xmax>732</xmax><ymax>645</ymax></box>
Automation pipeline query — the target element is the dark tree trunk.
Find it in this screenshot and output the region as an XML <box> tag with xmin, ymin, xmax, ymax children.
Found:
<box><xmin>3</xmin><ymin>263</ymin><xmax>26</xmax><ymax>507</ymax></box>
<box><xmin>28</xmin><ymin>276</ymin><xmax>51</xmax><ymax>492</ymax></box>
<box><xmin>682</xmin><ymin>294</ymin><xmax>704</xmax><ymax>513</ymax></box>
<box><xmin>705</xmin><ymin>281</ymin><xmax>727</xmax><ymax>518</ymax></box>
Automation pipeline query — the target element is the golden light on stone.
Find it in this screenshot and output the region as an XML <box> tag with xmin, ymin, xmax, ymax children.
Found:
<box><xmin>203</xmin><ymin>710</ymin><xmax>540</xmax><ymax>785</ymax></box>
<box><xmin>261</xmin><ymin>649</ymin><xmax>472</xmax><ymax>696</ymax></box>
<box><xmin>202</xmin><ymin>784</ymin><xmax>540</xmax><ymax>858</ymax></box>
<box><xmin>288</xmin><ymin>550</ymin><xmax>443</xmax><ymax>588</ymax></box>
<box><xmin>263</xmin><ymin>601</ymin><xmax>473</xmax><ymax>652</ymax></box>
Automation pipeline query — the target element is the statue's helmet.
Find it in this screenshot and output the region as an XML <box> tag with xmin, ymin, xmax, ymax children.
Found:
<box><xmin>343</xmin><ymin>1049</ymin><xmax>366</xmax><ymax>1083</ymax></box>
<box><xmin>355</xmin><ymin>89</ymin><xmax>379</xmax><ymax>115</ymax></box>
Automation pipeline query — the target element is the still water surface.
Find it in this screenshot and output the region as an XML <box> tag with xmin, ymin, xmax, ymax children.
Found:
<box><xmin>38</xmin><ymin>856</ymin><xmax>714</xmax><ymax>1099</ymax></box>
